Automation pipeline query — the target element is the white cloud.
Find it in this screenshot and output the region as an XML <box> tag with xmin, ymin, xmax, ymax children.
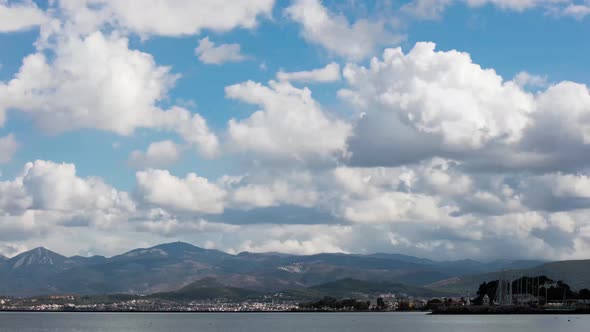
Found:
<box><xmin>55</xmin><ymin>0</ymin><xmax>274</xmax><ymax>37</ymax></box>
<box><xmin>285</xmin><ymin>0</ymin><xmax>403</xmax><ymax>60</ymax></box>
<box><xmin>0</xmin><ymin>160</ymin><xmax>135</xmax><ymax>232</ymax></box>
<box><xmin>538</xmin><ymin>173</ymin><xmax>590</xmax><ymax>198</ymax></box>
<box><xmin>135</xmin><ymin>169</ymin><xmax>226</xmax><ymax>214</ymax></box>
<box><xmin>277</xmin><ymin>62</ymin><xmax>341</xmax><ymax>83</ymax></box>
<box><xmin>0</xmin><ymin>31</ymin><xmax>219</xmax><ymax>158</ymax></box>
<box><xmin>135</xmin><ymin>211</ymin><xmax>238</xmax><ymax>236</ymax></box>
<box><xmin>0</xmin><ymin>174</ymin><xmax>31</xmax><ymax>215</ymax></box>
<box><xmin>195</xmin><ymin>37</ymin><xmax>247</xmax><ymax>65</ymax></box>
<box><xmin>401</xmin><ymin>0</ymin><xmax>453</xmax><ymax>19</ymax></box>
<box><xmin>331</xmin><ymin>160</ymin><xmax>469</xmax><ymax>225</ymax></box>
<box><xmin>0</xmin><ymin>243</ymin><xmax>27</xmax><ymax>258</ymax></box>
<box><xmin>563</xmin><ymin>3</ymin><xmax>590</xmax><ymax>19</ymax></box>
<box><xmin>0</xmin><ymin>0</ymin><xmax>47</xmax><ymax>33</ymax></box>
<box><xmin>532</xmin><ymin>81</ymin><xmax>590</xmax><ymax>144</ymax></box>
<box><xmin>403</xmin><ymin>0</ymin><xmax>589</xmax><ymax>20</ymax></box>
<box><xmin>0</xmin><ymin>134</ymin><xmax>18</xmax><ymax>163</ymax></box>
<box><xmin>157</xmin><ymin>107</ymin><xmax>220</xmax><ymax>159</ymax></box>
<box><xmin>229</xmin><ymin>224</ymin><xmax>351</xmax><ymax>255</ymax></box>
<box><xmin>513</xmin><ymin>71</ymin><xmax>548</xmax><ymax>88</ymax></box>
<box><xmin>0</xmin><ymin>31</ymin><xmax>176</xmax><ymax>134</ymax></box>
<box><xmin>3</xmin><ymin>0</ymin><xmax>590</xmax><ymax>261</ymax></box>
<box><xmin>227</xmin><ymin>172</ymin><xmax>318</xmax><ymax>209</ymax></box>
<box><xmin>340</xmin><ymin>191</ymin><xmax>455</xmax><ymax>225</ymax></box>
<box><xmin>226</xmin><ymin>80</ymin><xmax>351</xmax><ymax>161</ymax></box>
<box><xmin>237</xmin><ymin>237</ymin><xmax>345</xmax><ymax>255</ymax></box>
<box><xmin>340</xmin><ymin>42</ymin><xmax>535</xmax><ymax>163</ymax></box>
<box><xmin>129</xmin><ymin>141</ymin><xmax>181</xmax><ymax>169</ymax></box>
<box><xmin>21</xmin><ymin>160</ymin><xmax>134</xmax><ymax>213</ymax></box>
<box><xmin>466</xmin><ymin>0</ymin><xmax>548</xmax><ymax>11</ymax></box>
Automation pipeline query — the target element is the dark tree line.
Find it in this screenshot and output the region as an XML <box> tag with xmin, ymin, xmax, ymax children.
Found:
<box><xmin>300</xmin><ymin>297</ymin><xmax>371</xmax><ymax>311</ymax></box>
<box><xmin>473</xmin><ymin>276</ymin><xmax>587</xmax><ymax>305</ymax></box>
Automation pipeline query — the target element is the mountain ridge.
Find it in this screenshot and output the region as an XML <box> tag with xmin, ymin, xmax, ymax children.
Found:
<box><xmin>0</xmin><ymin>241</ymin><xmax>562</xmax><ymax>297</ymax></box>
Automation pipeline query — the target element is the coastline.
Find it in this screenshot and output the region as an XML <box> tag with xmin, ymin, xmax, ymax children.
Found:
<box><xmin>431</xmin><ymin>305</ymin><xmax>590</xmax><ymax>315</ymax></box>
<box><xmin>0</xmin><ymin>309</ymin><xmax>420</xmax><ymax>314</ymax></box>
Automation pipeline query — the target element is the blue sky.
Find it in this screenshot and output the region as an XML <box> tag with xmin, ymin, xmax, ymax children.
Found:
<box><xmin>1</xmin><ymin>0</ymin><xmax>590</xmax><ymax>260</ymax></box>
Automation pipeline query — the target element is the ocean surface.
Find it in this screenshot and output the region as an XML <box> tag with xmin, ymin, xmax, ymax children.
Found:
<box><xmin>0</xmin><ymin>312</ymin><xmax>588</xmax><ymax>332</ymax></box>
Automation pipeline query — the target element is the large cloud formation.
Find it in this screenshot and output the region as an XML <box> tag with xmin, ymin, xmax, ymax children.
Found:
<box><xmin>226</xmin><ymin>80</ymin><xmax>352</xmax><ymax>162</ymax></box>
<box><xmin>1</xmin><ymin>0</ymin><xmax>590</xmax><ymax>261</ymax></box>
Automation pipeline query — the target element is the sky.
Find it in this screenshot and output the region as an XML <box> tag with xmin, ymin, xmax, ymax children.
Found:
<box><xmin>0</xmin><ymin>0</ymin><xmax>590</xmax><ymax>261</ymax></box>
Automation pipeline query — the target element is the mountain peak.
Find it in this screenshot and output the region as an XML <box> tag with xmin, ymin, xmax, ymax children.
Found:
<box><xmin>9</xmin><ymin>247</ymin><xmax>67</xmax><ymax>269</ymax></box>
<box><xmin>115</xmin><ymin>241</ymin><xmax>218</xmax><ymax>261</ymax></box>
<box><xmin>153</xmin><ymin>241</ymin><xmax>204</xmax><ymax>252</ymax></box>
<box><xmin>153</xmin><ymin>241</ymin><xmax>229</xmax><ymax>257</ymax></box>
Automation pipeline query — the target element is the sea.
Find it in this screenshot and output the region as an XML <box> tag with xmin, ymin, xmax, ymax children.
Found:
<box><xmin>0</xmin><ymin>312</ymin><xmax>587</xmax><ymax>332</ymax></box>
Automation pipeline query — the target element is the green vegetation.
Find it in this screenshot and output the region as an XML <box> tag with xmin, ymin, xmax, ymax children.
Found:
<box><xmin>283</xmin><ymin>278</ymin><xmax>454</xmax><ymax>300</ymax></box>
<box><xmin>429</xmin><ymin>259</ymin><xmax>590</xmax><ymax>294</ymax></box>
<box><xmin>299</xmin><ymin>297</ymin><xmax>371</xmax><ymax>311</ymax></box>
<box><xmin>149</xmin><ymin>277</ymin><xmax>262</xmax><ymax>301</ymax></box>
<box><xmin>472</xmin><ymin>276</ymin><xmax>589</xmax><ymax>305</ymax></box>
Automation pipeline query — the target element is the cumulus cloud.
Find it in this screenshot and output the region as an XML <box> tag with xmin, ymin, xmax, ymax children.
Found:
<box><xmin>225</xmin><ymin>171</ymin><xmax>319</xmax><ymax>209</ymax></box>
<box><xmin>563</xmin><ymin>2</ymin><xmax>590</xmax><ymax>19</ymax></box>
<box><xmin>195</xmin><ymin>37</ymin><xmax>247</xmax><ymax>65</ymax></box>
<box><xmin>285</xmin><ymin>0</ymin><xmax>403</xmax><ymax>59</ymax></box>
<box><xmin>401</xmin><ymin>0</ymin><xmax>454</xmax><ymax>19</ymax></box>
<box><xmin>513</xmin><ymin>71</ymin><xmax>548</xmax><ymax>88</ymax></box>
<box><xmin>403</xmin><ymin>0</ymin><xmax>590</xmax><ymax>20</ymax></box>
<box><xmin>4</xmin><ymin>1</ymin><xmax>590</xmax><ymax>261</ymax></box>
<box><xmin>0</xmin><ymin>31</ymin><xmax>175</xmax><ymax>134</ymax></box>
<box><xmin>53</xmin><ymin>0</ymin><xmax>274</xmax><ymax>37</ymax></box>
<box><xmin>0</xmin><ymin>0</ymin><xmax>47</xmax><ymax>33</ymax></box>
<box><xmin>225</xmin><ymin>80</ymin><xmax>351</xmax><ymax>161</ymax></box>
<box><xmin>337</xmin><ymin>42</ymin><xmax>590</xmax><ymax>173</ymax></box>
<box><xmin>135</xmin><ymin>169</ymin><xmax>226</xmax><ymax>214</ymax></box>
<box><xmin>0</xmin><ymin>31</ymin><xmax>219</xmax><ymax>157</ymax></box>
<box><xmin>135</xmin><ymin>211</ymin><xmax>239</xmax><ymax>236</ymax></box>
<box><xmin>0</xmin><ymin>160</ymin><xmax>135</xmax><ymax>235</ymax></box>
<box><xmin>158</xmin><ymin>107</ymin><xmax>220</xmax><ymax>159</ymax></box>
<box><xmin>331</xmin><ymin>160</ymin><xmax>473</xmax><ymax>225</ymax></box>
<box><xmin>129</xmin><ymin>141</ymin><xmax>181</xmax><ymax>169</ymax></box>
<box><xmin>20</xmin><ymin>160</ymin><xmax>134</xmax><ymax>213</ymax></box>
<box><xmin>0</xmin><ymin>134</ymin><xmax>18</xmax><ymax>163</ymax></box>
<box><xmin>340</xmin><ymin>42</ymin><xmax>534</xmax><ymax>153</ymax></box>
<box><xmin>277</xmin><ymin>62</ymin><xmax>341</xmax><ymax>83</ymax></box>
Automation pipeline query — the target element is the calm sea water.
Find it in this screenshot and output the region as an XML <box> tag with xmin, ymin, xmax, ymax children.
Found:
<box><xmin>0</xmin><ymin>312</ymin><xmax>588</xmax><ymax>332</ymax></box>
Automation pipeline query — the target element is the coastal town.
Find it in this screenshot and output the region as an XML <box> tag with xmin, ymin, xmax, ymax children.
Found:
<box><xmin>2</xmin><ymin>275</ymin><xmax>590</xmax><ymax>313</ymax></box>
<box><xmin>0</xmin><ymin>293</ymin><xmax>434</xmax><ymax>312</ymax></box>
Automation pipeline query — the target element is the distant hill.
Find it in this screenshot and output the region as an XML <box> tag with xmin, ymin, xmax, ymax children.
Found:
<box><xmin>0</xmin><ymin>241</ymin><xmax>554</xmax><ymax>297</ymax></box>
<box><xmin>428</xmin><ymin>259</ymin><xmax>590</xmax><ymax>294</ymax></box>
<box><xmin>283</xmin><ymin>278</ymin><xmax>453</xmax><ymax>300</ymax></box>
<box><xmin>151</xmin><ymin>277</ymin><xmax>453</xmax><ymax>301</ymax></box>
<box><xmin>151</xmin><ymin>277</ymin><xmax>262</xmax><ymax>301</ymax></box>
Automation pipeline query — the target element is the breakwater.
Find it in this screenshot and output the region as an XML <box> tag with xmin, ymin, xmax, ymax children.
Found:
<box><xmin>432</xmin><ymin>305</ymin><xmax>590</xmax><ymax>315</ymax></box>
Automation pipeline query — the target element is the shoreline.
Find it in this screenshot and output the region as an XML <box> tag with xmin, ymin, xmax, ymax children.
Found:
<box><xmin>431</xmin><ymin>305</ymin><xmax>590</xmax><ymax>315</ymax></box>
<box><xmin>0</xmin><ymin>309</ymin><xmax>421</xmax><ymax>314</ymax></box>
<box><xmin>1</xmin><ymin>308</ymin><xmax>589</xmax><ymax>314</ymax></box>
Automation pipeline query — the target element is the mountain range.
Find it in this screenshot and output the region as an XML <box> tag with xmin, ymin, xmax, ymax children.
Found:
<box><xmin>0</xmin><ymin>242</ymin><xmax>580</xmax><ymax>298</ymax></box>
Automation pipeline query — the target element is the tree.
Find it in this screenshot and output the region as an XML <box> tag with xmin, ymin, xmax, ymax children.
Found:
<box><xmin>425</xmin><ymin>299</ymin><xmax>443</xmax><ymax>310</ymax></box>
<box><xmin>579</xmin><ymin>289</ymin><xmax>590</xmax><ymax>300</ymax></box>
<box><xmin>375</xmin><ymin>297</ymin><xmax>386</xmax><ymax>310</ymax></box>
